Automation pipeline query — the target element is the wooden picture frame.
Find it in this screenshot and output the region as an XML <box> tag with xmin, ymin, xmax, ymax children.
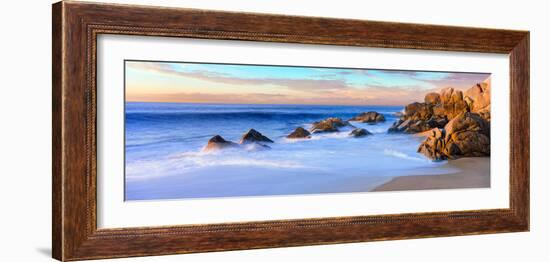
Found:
<box><xmin>52</xmin><ymin>1</ymin><xmax>529</xmax><ymax>261</ymax></box>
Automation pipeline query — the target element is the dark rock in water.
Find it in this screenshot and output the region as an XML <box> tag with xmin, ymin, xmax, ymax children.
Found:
<box><xmin>239</xmin><ymin>129</ymin><xmax>274</xmax><ymax>144</ymax></box>
<box><xmin>388</xmin><ymin>119</ymin><xmax>405</xmax><ymax>133</ymax></box>
<box><xmin>310</xmin><ymin>117</ymin><xmax>352</xmax><ymax>133</ymax></box>
<box><xmin>349</xmin><ymin>111</ymin><xmax>385</xmax><ymax>123</ymax></box>
<box><xmin>349</xmin><ymin>128</ymin><xmax>371</xmax><ymax>137</ymax></box>
<box><xmin>287</xmin><ymin>127</ymin><xmax>311</xmax><ymax>139</ymax></box>
<box><xmin>418</xmin><ymin>112</ymin><xmax>490</xmax><ymax>160</ymax></box>
<box><xmin>203</xmin><ymin>135</ymin><xmax>238</xmax><ymax>152</ymax></box>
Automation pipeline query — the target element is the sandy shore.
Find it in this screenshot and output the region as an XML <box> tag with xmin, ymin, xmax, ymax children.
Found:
<box><xmin>372</xmin><ymin>157</ymin><xmax>490</xmax><ymax>192</ymax></box>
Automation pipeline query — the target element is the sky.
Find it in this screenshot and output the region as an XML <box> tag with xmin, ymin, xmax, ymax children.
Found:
<box><xmin>125</xmin><ymin>60</ymin><xmax>490</xmax><ymax>106</ymax></box>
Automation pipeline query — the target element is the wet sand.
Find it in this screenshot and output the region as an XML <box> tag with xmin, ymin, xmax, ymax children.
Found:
<box><xmin>372</xmin><ymin>157</ymin><xmax>490</xmax><ymax>192</ymax></box>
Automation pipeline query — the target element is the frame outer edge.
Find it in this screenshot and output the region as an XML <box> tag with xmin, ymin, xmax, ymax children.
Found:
<box><xmin>510</xmin><ymin>33</ymin><xmax>530</xmax><ymax>229</ymax></box>
<box><xmin>52</xmin><ymin>1</ymin><xmax>531</xmax><ymax>260</ymax></box>
<box><xmin>52</xmin><ymin>2</ymin><xmax>64</xmax><ymax>261</ymax></box>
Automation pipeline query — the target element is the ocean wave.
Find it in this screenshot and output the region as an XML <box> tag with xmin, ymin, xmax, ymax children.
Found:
<box><xmin>177</xmin><ymin>149</ymin><xmax>306</xmax><ymax>169</ymax></box>
<box><xmin>203</xmin><ymin>158</ymin><xmax>306</xmax><ymax>169</ymax></box>
<box><xmin>383</xmin><ymin>149</ymin><xmax>429</xmax><ymax>162</ymax></box>
<box><xmin>126</xmin><ymin>111</ymin><xmax>336</xmax><ymax>123</ymax></box>
<box><xmin>127</xmin><ymin>150</ymin><xmax>309</xmax><ymax>181</ymax></box>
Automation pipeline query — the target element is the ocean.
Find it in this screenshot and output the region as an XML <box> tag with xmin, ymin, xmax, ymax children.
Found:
<box><xmin>125</xmin><ymin>102</ymin><xmax>456</xmax><ymax>200</ymax></box>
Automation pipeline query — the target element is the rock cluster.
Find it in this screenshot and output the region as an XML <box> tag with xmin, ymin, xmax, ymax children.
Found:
<box><xmin>389</xmin><ymin>80</ymin><xmax>491</xmax><ymax>135</ymax></box>
<box><xmin>417</xmin><ymin>112</ymin><xmax>490</xmax><ymax>160</ymax></box>
<box><xmin>203</xmin><ymin>112</ymin><xmax>386</xmax><ymax>151</ymax></box>
<box><xmin>204</xmin><ymin>129</ymin><xmax>273</xmax><ymax>152</ymax></box>
<box><xmin>389</xmin><ymin>79</ymin><xmax>491</xmax><ymax>160</ymax></box>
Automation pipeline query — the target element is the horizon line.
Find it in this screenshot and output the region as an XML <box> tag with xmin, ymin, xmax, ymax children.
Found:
<box><xmin>125</xmin><ymin>100</ymin><xmax>407</xmax><ymax>107</ymax></box>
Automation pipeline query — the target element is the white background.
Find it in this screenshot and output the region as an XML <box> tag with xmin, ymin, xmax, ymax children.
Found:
<box><xmin>0</xmin><ymin>0</ymin><xmax>546</xmax><ymax>261</ymax></box>
<box><xmin>98</xmin><ymin>35</ymin><xmax>509</xmax><ymax>228</ymax></box>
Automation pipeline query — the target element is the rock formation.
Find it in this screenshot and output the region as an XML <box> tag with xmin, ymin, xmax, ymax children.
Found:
<box><xmin>389</xmin><ymin>78</ymin><xmax>491</xmax><ymax>160</ymax></box>
<box><xmin>388</xmin><ymin>79</ymin><xmax>491</xmax><ymax>134</ymax></box>
<box><xmin>349</xmin><ymin>128</ymin><xmax>371</xmax><ymax>137</ymax></box>
<box><xmin>431</xmin><ymin>87</ymin><xmax>469</xmax><ymax>121</ymax></box>
<box><xmin>349</xmin><ymin>111</ymin><xmax>385</xmax><ymax>123</ymax></box>
<box><xmin>287</xmin><ymin>127</ymin><xmax>311</xmax><ymax>139</ymax></box>
<box><xmin>417</xmin><ymin>112</ymin><xmax>490</xmax><ymax>160</ymax></box>
<box><xmin>239</xmin><ymin>129</ymin><xmax>274</xmax><ymax>144</ymax></box>
<box><xmin>203</xmin><ymin>135</ymin><xmax>238</xmax><ymax>152</ymax></box>
<box><xmin>310</xmin><ymin>117</ymin><xmax>353</xmax><ymax>133</ymax></box>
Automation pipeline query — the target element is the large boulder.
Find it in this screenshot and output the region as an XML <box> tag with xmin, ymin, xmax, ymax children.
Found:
<box><xmin>349</xmin><ymin>128</ymin><xmax>372</xmax><ymax>137</ymax></box>
<box><xmin>310</xmin><ymin>117</ymin><xmax>353</xmax><ymax>133</ymax></box>
<box><xmin>349</xmin><ymin>111</ymin><xmax>385</xmax><ymax>123</ymax></box>
<box><xmin>424</xmin><ymin>92</ymin><xmax>441</xmax><ymax>105</ymax></box>
<box><xmin>432</xmin><ymin>87</ymin><xmax>469</xmax><ymax>120</ymax></box>
<box><xmin>464</xmin><ymin>80</ymin><xmax>491</xmax><ymax>121</ymax></box>
<box><xmin>203</xmin><ymin>135</ymin><xmax>238</xmax><ymax>152</ymax></box>
<box><xmin>239</xmin><ymin>129</ymin><xmax>274</xmax><ymax>144</ymax></box>
<box><xmin>444</xmin><ymin>111</ymin><xmax>490</xmax><ymax>137</ymax></box>
<box><xmin>417</xmin><ymin>128</ymin><xmax>447</xmax><ymax>161</ymax></box>
<box><xmin>404</xmin><ymin>102</ymin><xmax>432</xmax><ymax>121</ymax></box>
<box><xmin>287</xmin><ymin>127</ymin><xmax>311</xmax><ymax>139</ymax></box>
<box><xmin>417</xmin><ymin>112</ymin><xmax>490</xmax><ymax>160</ymax></box>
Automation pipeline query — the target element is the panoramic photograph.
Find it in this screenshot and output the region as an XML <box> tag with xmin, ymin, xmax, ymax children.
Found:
<box><xmin>124</xmin><ymin>60</ymin><xmax>491</xmax><ymax>201</ymax></box>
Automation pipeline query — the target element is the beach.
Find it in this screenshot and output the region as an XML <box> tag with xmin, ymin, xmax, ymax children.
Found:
<box><xmin>373</xmin><ymin>157</ymin><xmax>490</xmax><ymax>192</ymax></box>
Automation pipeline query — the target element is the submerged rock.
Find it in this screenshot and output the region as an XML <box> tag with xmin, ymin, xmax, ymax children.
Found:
<box><xmin>310</xmin><ymin>117</ymin><xmax>353</xmax><ymax>133</ymax></box>
<box><xmin>349</xmin><ymin>128</ymin><xmax>371</xmax><ymax>137</ymax></box>
<box><xmin>203</xmin><ymin>135</ymin><xmax>238</xmax><ymax>152</ymax></box>
<box><xmin>239</xmin><ymin>129</ymin><xmax>274</xmax><ymax>144</ymax></box>
<box><xmin>349</xmin><ymin>111</ymin><xmax>385</xmax><ymax>123</ymax></box>
<box><xmin>287</xmin><ymin>127</ymin><xmax>311</xmax><ymax>139</ymax></box>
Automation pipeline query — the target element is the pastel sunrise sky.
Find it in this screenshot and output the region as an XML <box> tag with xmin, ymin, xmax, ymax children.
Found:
<box><xmin>125</xmin><ymin>61</ymin><xmax>490</xmax><ymax>106</ymax></box>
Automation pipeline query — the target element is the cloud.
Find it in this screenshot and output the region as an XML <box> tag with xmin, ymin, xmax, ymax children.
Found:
<box><xmin>127</xmin><ymin>61</ymin><xmax>352</xmax><ymax>92</ymax></box>
<box><xmin>126</xmin><ymin>61</ymin><xmax>490</xmax><ymax>105</ymax></box>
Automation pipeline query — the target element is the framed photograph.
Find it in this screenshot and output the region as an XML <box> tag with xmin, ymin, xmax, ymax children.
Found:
<box><xmin>52</xmin><ymin>1</ymin><xmax>529</xmax><ymax>261</ymax></box>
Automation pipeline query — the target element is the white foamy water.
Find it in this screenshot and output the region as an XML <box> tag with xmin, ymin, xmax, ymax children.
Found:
<box><xmin>125</xmin><ymin>103</ymin><xmax>457</xmax><ymax>200</ymax></box>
